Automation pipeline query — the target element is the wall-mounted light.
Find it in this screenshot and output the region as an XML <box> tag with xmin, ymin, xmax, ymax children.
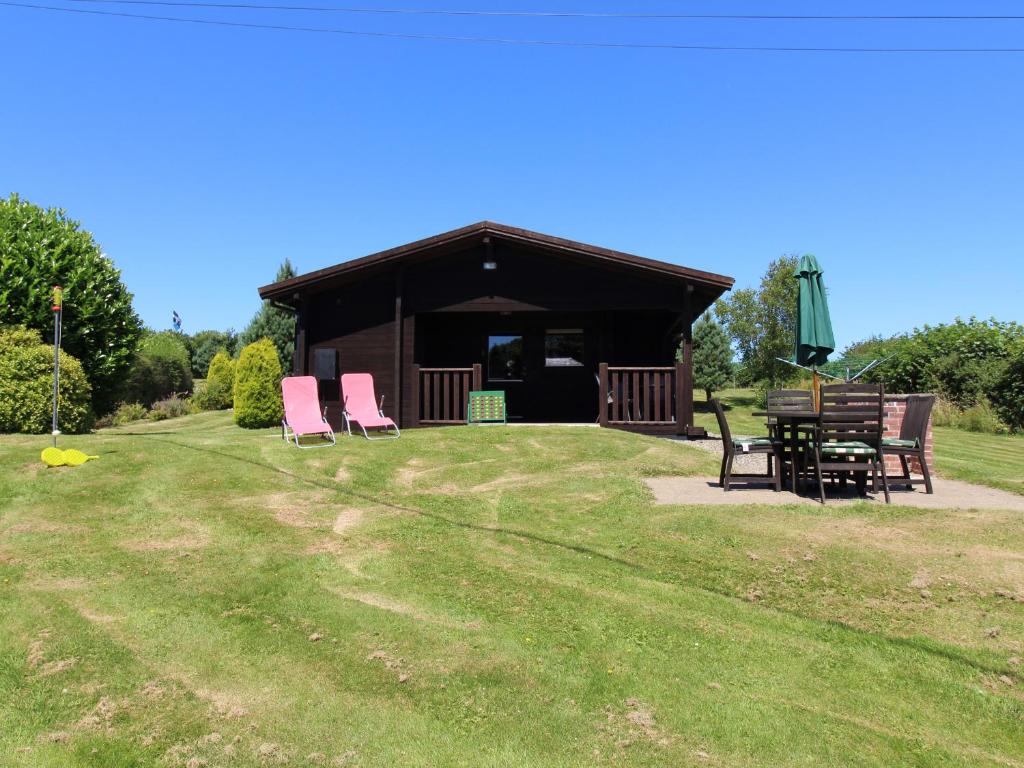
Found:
<box><xmin>483</xmin><ymin>261</ymin><xmax>498</xmax><ymax>271</ymax></box>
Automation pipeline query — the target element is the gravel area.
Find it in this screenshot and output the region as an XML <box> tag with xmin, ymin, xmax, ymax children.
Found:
<box><xmin>668</xmin><ymin>434</ymin><xmax>773</xmax><ymax>474</ymax></box>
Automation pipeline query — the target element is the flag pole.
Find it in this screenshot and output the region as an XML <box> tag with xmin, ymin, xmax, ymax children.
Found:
<box><xmin>51</xmin><ymin>285</ymin><xmax>63</xmax><ymax>448</ymax></box>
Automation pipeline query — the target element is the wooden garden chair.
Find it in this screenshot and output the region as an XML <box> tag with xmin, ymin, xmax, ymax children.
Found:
<box><xmin>809</xmin><ymin>383</ymin><xmax>890</xmax><ymax>504</ymax></box>
<box><xmin>882</xmin><ymin>394</ymin><xmax>934</xmax><ymax>494</ymax></box>
<box><xmin>711</xmin><ymin>398</ymin><xmax>783</xmax><ymax>492</ymax></box>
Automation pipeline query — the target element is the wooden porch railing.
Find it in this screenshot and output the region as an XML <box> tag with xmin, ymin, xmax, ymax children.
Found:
<box><xmin>412</xmin><ymin>364</ymin><xmax>482</xmax><ymax>425</ymax></box>
<box><xmin>598</xmin><ymin>362</ymin><xmax>694</xmax><ymax>435</ymax></box>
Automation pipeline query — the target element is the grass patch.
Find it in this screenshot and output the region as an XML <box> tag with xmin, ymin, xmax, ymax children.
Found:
<box><xmin>1</xmin><ymin>412</ymin><xmax>1022</xmax><ymax>766</ymax></box>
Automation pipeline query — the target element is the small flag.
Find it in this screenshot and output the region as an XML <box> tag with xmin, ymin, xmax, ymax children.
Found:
<box><xmin>172</xmin><ymin>310</ymin><xmax>182</xmax><ymax>332</ymax></box>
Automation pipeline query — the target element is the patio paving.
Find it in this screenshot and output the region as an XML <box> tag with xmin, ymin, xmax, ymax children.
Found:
<box><xmin>644</xmin><ymin>475</ymin><xmax>1024</xmax><ymax>511</ymax></box>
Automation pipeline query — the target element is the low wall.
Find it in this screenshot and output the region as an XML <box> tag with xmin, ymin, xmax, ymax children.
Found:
<box><xmin>883</xmin><ymin>394</ymin><xmax>934</xmax><ymax>475</ymax></box>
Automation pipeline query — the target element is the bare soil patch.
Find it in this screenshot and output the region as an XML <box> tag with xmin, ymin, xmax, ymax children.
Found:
<box><xmin>333</xmin><ymin>508</ymin><xmax>364</xmax><ymax>534</ymax></box>
<box><xmin>121</xmin><ymin>520</ymin><xmax>210</xmax><ymax>552</ymax></box>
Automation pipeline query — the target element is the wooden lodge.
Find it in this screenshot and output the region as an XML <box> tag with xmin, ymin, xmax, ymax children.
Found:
<box><xmin>258</xmin><ymin>222</ymin><xmax>734</xmax><ymax>434</ymax></box>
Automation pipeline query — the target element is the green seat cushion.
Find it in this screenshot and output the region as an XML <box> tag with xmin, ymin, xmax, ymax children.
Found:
<box><xmin>883</xmin><ymin>437</ymin><xmax>919</xmax><ymax>449</ymax></box>
<box><xmin>733</xmin><ymin>437</ymin><xmax>776</xmax><ymax>452</ymax></box>
<box><xmin>821</xmin><ymin>441</ymin><xmax>876</xmax><ymax>456</ymax></box>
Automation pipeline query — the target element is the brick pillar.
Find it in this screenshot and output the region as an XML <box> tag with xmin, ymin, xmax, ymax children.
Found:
<box><xmin>883</xmin><ymin>394</ymin><xmax>935</xmax><ymax>475</ymax></box>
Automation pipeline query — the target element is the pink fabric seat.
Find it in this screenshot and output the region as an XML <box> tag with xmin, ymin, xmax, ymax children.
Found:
<box><xmin>281</xmin><ymin>376</ymin><xmax>335</xmax><ymax>448</ymax></box>
<box><xmin>341</xmin><ymin>373</ymin><xmax>400</xmax><ymax>439</ymax></box>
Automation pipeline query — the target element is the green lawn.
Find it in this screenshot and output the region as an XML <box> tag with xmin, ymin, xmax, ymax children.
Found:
<box><xmin>696</xmin><ymin>388</ymin><xmax>1024</xmax><ymax>496</ymax></box>
<box><xmin>2</xmin><ymin>412</ymin><xmax>1023</xmax><ymax>766</ymax></box>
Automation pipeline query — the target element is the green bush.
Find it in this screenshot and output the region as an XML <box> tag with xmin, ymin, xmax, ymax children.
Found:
<box><xmin>233</xmin><ymin>339</ymin><xmax>283</xmax><ymax>429</ymax></box>
<box><xmin>125</xmin><ymin>331</ymin><xmax>193</xmax><ymax>407</ymax></box>
<box><xmin>149</xmin><ymin>395</ymin><xmax>191</xmax><ymax>421</ymax></box>
<box><xmin>930</xmin><ymin>396</ymin><xmax>959</xmax><ymax>428</ymax></box>
<box><xmin>956</xmin><ymin>400</ymin><xmax>1008</xmax><ymax>434</ymax></box>
<box><xmin>193</xmin><ymin>351</ymin><xmax>235</xmax><ymax>411</ymax></box>
<box><xmin>97</xmin><ymin>401</ymin><xmax>148</xmax><ymax>427</ymax></box>
<box><xmin>0</xmin><ymin>324</ymin><xmax>93</xmax><ymax>434</ymax></box>
<box><xmin>991</xmin><ymin>351</ymin><xmax>1024</xmax><ymax>432</ymax></box>
<box><xmin>0</xmin><ymin>193</ymin><xmax>143</xmax><ymax>415</ymax></box>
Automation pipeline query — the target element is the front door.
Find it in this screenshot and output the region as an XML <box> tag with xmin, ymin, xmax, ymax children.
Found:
<box><xmin>486</xmin><ymin>333</ymin><xmax>526</xmax><ymax>419</ymax></box>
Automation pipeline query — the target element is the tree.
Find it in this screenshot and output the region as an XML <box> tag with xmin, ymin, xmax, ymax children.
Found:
<box><xmin>685</xmin><ymin>313</ymin><xmax>733</xmax><ymax>401</ymax></box>
<box><xmin>190</xmin><ymin>329</ymin><xmax>238</xmax><ymax>378</ymax></box>
<box><xmin>715</xmin><ymin>255</ymin><xmax>799</xmax><ymax>387</ymax></box>
<box><xmin>0</xmin><ymin>193</ymin><xmax>143</xmax><ymax>415</ymax></box>
<box><xmin>233</xmin><ymin>339</ymin><xmax>283</xmax><ymax>428</ymax></box>
<box><xmin>123</xmin><ymin>331</ymin><xmax>194</xmax><ymax>408</ymax></box>
<box><xmin>239</xmin><ymin>259</ymin><xmax>296</xmax><ymax>375</ymax></box>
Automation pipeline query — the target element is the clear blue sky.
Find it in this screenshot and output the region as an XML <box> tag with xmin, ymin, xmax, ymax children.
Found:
<box><xmin>2</xmin><ymin>0</ymin><xmax>1022</xmax><ymax>352</ymax></box>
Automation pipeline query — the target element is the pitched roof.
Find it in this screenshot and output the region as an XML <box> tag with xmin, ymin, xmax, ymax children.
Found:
<box><xmin>259</xmin><ymin>221</ymin><xmax>733</xmax><ymax>302</ymax></box>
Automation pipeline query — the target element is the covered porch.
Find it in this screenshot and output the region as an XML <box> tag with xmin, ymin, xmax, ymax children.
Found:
<box><xmin>409</xmin><ymin>308</ymin><xmax>697</xmax><ymax>433</ymax></box>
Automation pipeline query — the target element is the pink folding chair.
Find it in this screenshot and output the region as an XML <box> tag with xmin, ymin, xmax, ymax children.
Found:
<box><xmin>340</xmin><ymin>373</ymin><xmax>400</xmax><ymax>440</ymax></box>
<box><xmin>281</xmin><ymin>376</ymin><xmax>336</xmax><ymax>448</ymax></box>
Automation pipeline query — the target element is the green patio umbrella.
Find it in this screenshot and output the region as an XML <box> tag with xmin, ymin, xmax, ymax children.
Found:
<box><xmin>794</xmin><ymin>255</ymin><xmax>835</xmax><ymax>401</ymax></box>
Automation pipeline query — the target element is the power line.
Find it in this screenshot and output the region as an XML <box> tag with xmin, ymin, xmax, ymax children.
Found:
<box><xmin>5</xmin><ymin>1</ymin><xmax>1024</xmax><ymax>52</ymax></box>
<box><xmin>44</xmin><ymin>0</ymin><xmax>1024</xmax><ymax>22</ymax></box>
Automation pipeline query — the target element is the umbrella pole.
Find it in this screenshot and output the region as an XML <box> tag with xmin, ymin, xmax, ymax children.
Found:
<box><xmin>812</xmin><ymin>369</ymin><xmax>820</xmax><ymax>411</ymax></box>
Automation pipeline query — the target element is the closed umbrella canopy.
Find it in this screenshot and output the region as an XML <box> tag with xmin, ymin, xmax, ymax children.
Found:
<box><xmin>794</xmin><ymin>255</ymin><xmax>835</xmax><ymax>368</ymax></box>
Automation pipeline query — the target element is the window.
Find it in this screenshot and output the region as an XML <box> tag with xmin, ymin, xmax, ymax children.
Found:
<box><xmin>544</xmin><ymin>329</ymin><xmax>584</xmax><ymax>367</ymax></box>
<box><xmin>488</xmin><ymin>335</ymin><xmax>523</xmax><ymax>381</ymax></box>
<box><xmin>312</xmin><ymin>347</ymin><xmax>338</xmax><ymax>380</ymax></box>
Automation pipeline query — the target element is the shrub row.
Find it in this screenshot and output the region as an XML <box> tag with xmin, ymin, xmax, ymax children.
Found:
<box><xmin>0</xmin><ymin>325</ymin><xmax>93</xmax><ymax>434</ymax></box>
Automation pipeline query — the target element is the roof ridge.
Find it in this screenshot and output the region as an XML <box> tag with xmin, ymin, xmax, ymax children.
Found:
<box><xmin>259</xmin><ymin>222</ymin><xmax>734</xmax><ymax>300</ymax></box>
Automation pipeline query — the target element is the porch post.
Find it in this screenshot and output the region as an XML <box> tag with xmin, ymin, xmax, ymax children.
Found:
<box><xmin>393</xmin><ymin>266</ymin><xmax>404</xmax><ymax>424</ymax></box>
<box><xmin>598</xmin><ymin>362</ymin><xmax>609</xmax><ymax>427</ymax></box>
<box><xmin>678</xmin><ymin>284</ymin><xmax>695</xmax><ymax>435</ymax></box>
<box><xmin>472</xmin><ymin>363</ymin><xmax>482</xmax><ymax>391</ymax></box>
<box><xmin>293</xmin><ymin>296</ymin><xmax>307</xmax><ymax>376</ymax></box>
<box><xmin>410</xmin><ymin>364</ymin><xmax>420</xmax><ymax>428</ymax></box>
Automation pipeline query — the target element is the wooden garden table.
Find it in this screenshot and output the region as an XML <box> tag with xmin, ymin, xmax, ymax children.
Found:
<box><xmin>751</xmin><ymin>410</ymin><xmax>820</xmax><ymax>494</ymax></box>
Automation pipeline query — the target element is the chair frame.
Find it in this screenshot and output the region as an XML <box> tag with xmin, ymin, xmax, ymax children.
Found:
<box><xmin>809</xmin><ymin>383</ymin><xmax>890</xmax><ymax>504</ymax></box>
<box><xmin>711</xmin><ymin>398</ymin><xmax>783</xmax><ymax>492</ymax></box>
<box><xmin>883</xmin><ymin>394</ymin><xmax>934</xmax><ymax>494</ymax></box>
<box><xmin>342</xmin><ymin>393</ymin><xmax>401</xmax><ymax>440</ymax></box>
<box><xmin>280</xmin><ymin>377</ymin><xmax>336</xmax><ymax>449</ymax></box>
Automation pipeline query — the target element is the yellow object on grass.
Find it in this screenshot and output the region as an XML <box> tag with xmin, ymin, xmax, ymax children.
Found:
<box><xmin>40</xmin><ymin>447</ymin><xmax>98</xmax><ymax>468</ymax></box>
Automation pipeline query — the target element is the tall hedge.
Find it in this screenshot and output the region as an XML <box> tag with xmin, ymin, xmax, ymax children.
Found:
<box><xmin>991</xmin><ymin>351</ymin><xmax>1024</xmax><ymax>432</ymax></box>
<box><xmin>0</xmin><ymin>193</ymin><xmax>142</xmax><ymax>415</ymax></box>
<box><xmin>124</xmin><ymin>331</ymin><xmax>194</xmax><ymax>408</ymax></box>
<box><xmin>233</xmin><ymin>339</ymin><xmax>283</xmax><ymax>428</ymax></box>
<box><xmin>194</xmin><ymin>350</ymin><xmax>235</xmax><ymax>410</ymax></box>
<box><xmin>0</xmin><ymin>325</ymin><xmax>93</xmax><ymax>434</ymax></box>
<box><xmin>865</xmin><ymin>318</ymin><xmax>1023</xmax><ymax>407</ymax></box>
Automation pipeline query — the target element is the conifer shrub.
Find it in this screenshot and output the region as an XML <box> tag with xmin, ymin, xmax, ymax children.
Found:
<box><xmin>233</xmin><ymin>338</ymin><xmax>283</xmax><ymax>428</ymax></box>
<box><xmin>193</xmin><ymin>350</ymin><xmax>235</xmax><ymax>410</ymax></box>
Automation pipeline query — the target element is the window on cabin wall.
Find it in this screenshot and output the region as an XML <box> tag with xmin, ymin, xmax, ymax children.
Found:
<box><xmin>544</xmin><ymin>329</ymin><xmax>584</xmax><ymax>367</ymax></box>
<box><xmin>488</xmin><ymin>335</ymin><xmax>523</xmax><ymax>381</ymax></box>
<box><xmin>312</xmin><ymin>348</ymin><xmax>338</xmax><ymax>381</ymax></box>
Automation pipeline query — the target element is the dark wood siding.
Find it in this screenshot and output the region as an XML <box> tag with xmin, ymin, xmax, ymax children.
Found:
<box><xmin>306</xmin><ymin>271</ymin><xmax>396</xmax><ymax>430</ymax></box>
